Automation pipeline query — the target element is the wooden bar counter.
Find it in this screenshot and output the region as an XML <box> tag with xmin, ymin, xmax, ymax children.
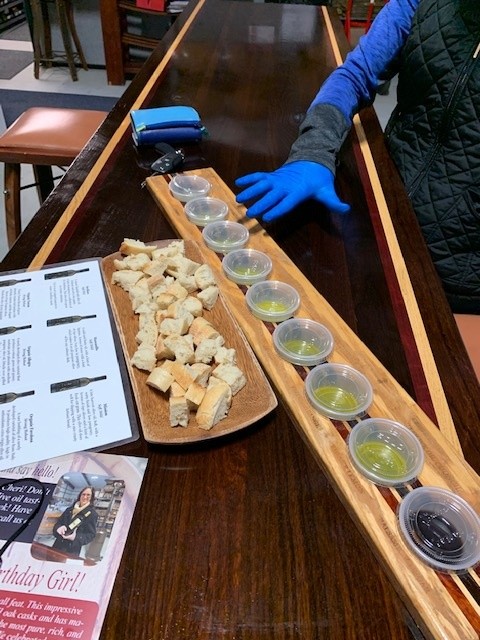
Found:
<box><xmin>2</xmin><ymin>1</ymin><xmax>480</xmax><ymax>638</ymax></box>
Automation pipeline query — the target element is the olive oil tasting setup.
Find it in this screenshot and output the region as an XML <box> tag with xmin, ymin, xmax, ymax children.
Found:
<box><xmin>146</xmin><ymin>168</ymin><xmax>480</xmax><ymax>640</ymax></box>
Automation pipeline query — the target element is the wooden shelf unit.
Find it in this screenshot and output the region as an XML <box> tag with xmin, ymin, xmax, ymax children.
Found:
<box><xmin>100</xmin><ymin>0</ymin><xmax>176</xmax><ymax>85</ymax></box>
<box><xmin>0</xmin><ymin>0</ymin><xmax>25</xmax><ymax>35</ymax></box>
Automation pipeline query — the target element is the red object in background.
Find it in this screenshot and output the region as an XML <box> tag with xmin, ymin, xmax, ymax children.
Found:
<box><xmin>136</xmin><ymin>0</ymin><xmax>166</xmax><ymax>10</ymax></box>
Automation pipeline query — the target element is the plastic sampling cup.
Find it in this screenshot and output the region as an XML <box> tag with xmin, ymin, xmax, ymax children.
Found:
<box><xmin>202</xmin><ymin>221</ymin><xmax>249</xmax><ymax>254</ymax></box>
<box><xmin>272</xmin><ymin>318</ymin><xmax>334</xmax><ymax>366</ymax></box>
<box><xmin>184</xmin><ymin>197</ymin><xmax>228</xmax><ymax>226</ymax></box>
<box><xmin>245</xmin><ymin>280</ymin><xmax>300</xmax><ymax>323</ymax></box>
<box><xmin>398</xmin><ymin>486</ymin><xmax>480</xmax><ymax>573</ymax></box>
<box><xmin>222</xmin><ymin>249</ymin><xmax>272</xmax><ymax>285</ymax></box>
<box><xmin>348</xmin><ymin>418</ymin><xmax>424</xmax><ymax>487</ymax></box>
<box><xmin>169</xmin><ymin>174</ymin><xmax>211</xmax><ymax>202</ymax></box>
<box><xmin>304</xmin><ymin>362</ymin><xmax>373</xmax><ymax>421</ymax></box>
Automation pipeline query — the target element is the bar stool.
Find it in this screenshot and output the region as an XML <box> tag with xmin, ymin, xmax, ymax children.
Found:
<box><xmin>29</xmin><ymin>0</ymin><xmax>88</xmax><ymax>81</ymax></box>
<box><xmin>454</xmin><ymin>314</ymin><xmax>480</xmax><ymax>381</ymax></box>
<box><xmin>0</xmin><ymin>107</ymin><xmax>108</xmax><ymax>248</ymax></box>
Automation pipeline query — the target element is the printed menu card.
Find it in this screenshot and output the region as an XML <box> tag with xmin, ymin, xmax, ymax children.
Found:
<box><xmin>0</xmin><ymin>260</ymin><xmax>137</xmax><ymax>471</ymax></box>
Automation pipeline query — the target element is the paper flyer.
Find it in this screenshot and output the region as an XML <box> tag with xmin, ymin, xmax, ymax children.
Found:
<box><xmin>0</xmin><ymin>260</ymin><xmax>138</xmax><ymax>471</ymax></box>
<box><xmin>0</xmin><ymin>451</ymin><xmax>147</xmax><ymax>640</ymax></box>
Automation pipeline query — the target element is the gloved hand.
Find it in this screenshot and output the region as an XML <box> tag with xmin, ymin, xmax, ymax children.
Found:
<box><xmin>235</xmin><ymin>160</ymin><xmax>350</xmax><ymax>222</ymax></box>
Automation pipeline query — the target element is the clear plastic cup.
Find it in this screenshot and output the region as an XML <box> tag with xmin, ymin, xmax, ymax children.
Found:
<box><xmin>184</xmin><ymin>197</ymin><xmax>228</xmax><ymax>226</ymax></box>
<box><xmin>245</xmin><ymin>280</ymin><xmax>300</xmax><ymax>323</ymax></box>
<box><xmin>222</xmin><ymin>249</ymin><xmax>272</xmax><ymax>285</ymax></box>
<box><xmin>305</xmin><ymin>362</ymin><xmax>373</xmax><ymax>421</ymax></box>
<box><xmin>398</xmin><ymin>486</ymin><xmax>480</xmax><ymax>573</ymax></box>
<box><xmin>348</xmin><ymin>418</ymin><xmax>424</xmax><ymax>487</ymax></box>
<box><xmin>169</xmin><ymin>174</ymin><xmax>211</xmax><ymax>202</ymax></box>
<box><xmin>272</xmin><ymin>318</ymin><xmax>334</xmax><ymax>366</ymax></box>
<box><xmin>202</xmin><ymin>221</ymin><xmax>249</xmax><ymax>254</ymax></box>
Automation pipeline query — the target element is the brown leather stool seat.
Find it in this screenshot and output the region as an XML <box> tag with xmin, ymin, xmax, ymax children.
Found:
<box><xmin>0</xmin><ymin>107</ymin><xmax>107</xmax><ymax>248</ymax></box>
<box><xmin>454</xmin><ymin>314</ymin><xmax>480</xmax><ymax>382</ymax></box>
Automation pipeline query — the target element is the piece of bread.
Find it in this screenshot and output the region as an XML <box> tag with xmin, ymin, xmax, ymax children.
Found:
<box><xmin>214</xmin><ymin>346</ymin><xmax>237</xmax><ymax>365</ymax></box>
<box><xmin>211</xmin><ymin>363</ymin><xmax>246</xmax><ymax>395</ymax></box>
<box><xmin>165</xmin><ymin>281</ymin><xmax>189</xmax><ymax>301</ymax></box>
<box><xmin>130</xmin><ymin>344</ymin><xmax>157</xmax><ymax>372</ymax></box>
<box><xmin>115</xmin><ymin>252</ymin><xmax>151</xmax><ymax>271</ymax></box>
<box><xmin>194</xmin><ymin>336</ymin><xmax>224</xmax><ymax>364</ymax></box>
<box><xmin>146</xmin><ymin>367</ymin><xmax>174</xmax><ymax>393</ymax></box>
<box><xmin>155</xmin><ymin>335</ymin><xmax>175</xmax><ymax>360</ymax></box>
<box><xmin>169</xmin><ymin>361</ymin><xmax>196</xmax><ymax>391</ymax></box>
<box><xmin>169</xmin><ymin>395</ymin><xmax>189</xmax><ymax>427</ymax></box>
<box><xmin>170</xmin><ymin>381</ymin><xmax>185</xmax><ymax>397</ymax></box>
<box><xmin>185</xmin><ymin>382</ymin><xmax>206</xmax><ymax>409</ymax></box>
<box><xmin>143</xmin><ymin>258</ymin><xmax>168</xmax><ymax>278</ymax></box>
<box><xmin>152</xmin><ymin>240</ymin><xmax>185</xmax><ymax>259</ymax></box>
<box><xmin>164</xmin><ymin>334</ymin><xmax>195</xmax><ymax>364</ymax></box>
<box><xmin>111</xmin><ymin>270</ymin><xmax>145</xmax><ymax>292</ymax></box>
<box><xmin>120</xmin><ymin>238</ymin><xmax>156</xmax><ymax>257</ymax></box>
<box><xmin>196</xmin><ymin>381</ymin><xmax>232</xmax><ymax>430</ymax></box>
<box><xmin>188</xmin><ymin>363</ymin><xmax>212</xmax><ymax>386</ymax></box>
<box><xmin>176</xmin><ymin>274</ymin><xmax>198</xmax><ymax>293</ymax></box>
<box><xmin>156</xmin><ymin>292</ymin><xmax>177</xmax><ymax>310</ymax></box>
<box><xmin>197</xmin><ymin>285</ymin><xmax>219</xmax><ymax>311</ymax></box>
<box><xmin>159</xmin><ymin>316</ymin><xmax>191</xmax><ymax>337</ymax></box>
<box><xmin>194</xmin><ymin>263</ymin><xmax>216</xmax><ymax>290</ymax></box>
<box><xmin>135</xmin><ymin>320</ymin><xmax>158</xmax><ymax>346</ymax></box>
<box><xmin>188</xmin><ymin>317</ymin><xmax>220</xmax><ymax>345</ymax></box>
<box><xmin>165</xmin><ymin>255</ymin><xmax>201</xmax><ymax>278</ymax></box>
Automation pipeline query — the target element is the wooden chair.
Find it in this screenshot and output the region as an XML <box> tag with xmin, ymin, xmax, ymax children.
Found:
<box><xmin>0</xmin><ymin>107</ymin><xmax>107</xmax><ymax>248</ymax></box>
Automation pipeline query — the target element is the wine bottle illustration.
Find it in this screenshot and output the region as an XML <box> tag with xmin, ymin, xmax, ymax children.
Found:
<box><xmin>50</xmin><ymin>375</ymin><xmax>107</xmax><ymax>393</ymax></box>
<box><xmin>44</xmin><ymin>268</ymin><xmax>90</xmax><ymax>280</ymax></box>
<box><xmin>46</xmin><ymin>315</ymin><xmax>97</xmax><ymax>327</ymax></box>
<box><xmin>0</xmin><ymin>390</ymin><xmax>35</xmax><ymax>404</ymax></box>
<box><xmin>0</xmin><ymin>278</ymin><xmax>32</xmax><ymax>287</ymax></box>
<box><xmin>0</xmin><ymin>325</ymin><xmax>32</xmax><ymax>335</ymax></box>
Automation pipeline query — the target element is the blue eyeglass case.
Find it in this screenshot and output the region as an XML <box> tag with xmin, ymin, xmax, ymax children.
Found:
<box><xmin>130</xmin><ymin>106</ymin><xmax>207</xmax><ymax>146</ymax></box>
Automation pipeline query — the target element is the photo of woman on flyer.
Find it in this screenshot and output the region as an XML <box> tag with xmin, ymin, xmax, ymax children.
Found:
<box><xmin>52</xmin><ymin>485</ymin><xmax>99</xmax><ymax>557</ymax></box>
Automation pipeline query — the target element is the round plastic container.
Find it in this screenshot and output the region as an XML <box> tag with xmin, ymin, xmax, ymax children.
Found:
<box><xmin>222</xmin><ymin>249</ymin><xmax>272</xmax><ymax>285</ymax></box>
<box><xmin>169</xmin><ymin>174</ymin><xmax>211</xmax><ymax>202</ymax></box>
<box><xmin>202</xmin><ymin>221</ymin><xmax>249</xmax><ymax>254</ymax></box>
<box><xmin>272</xmin><ymin>318</ymin><xmax>334</xmax><ymax>366</ymax></box>
<box><xmin>348</xmin><ymin>418</ymin><xmax>424</xmax><ymax>487</ymax></box>
<box><xmin>246</xmin><ymin>280</ymin><xmax>300</xmax><ymax>323</ymax></box>
<box><xmin>305</xmin><ymin>362</ymin><xmax>373</xmax><ymax>421</ymax></box>
<box><xmin>398</xmin><ymin>487</ymin><xmax>480</xmax><ymax>573</ymax></box>
<box><xmin>184</xmin><ymin>197</ymin><xmax>228</xmax><ymax>226</ymax></box>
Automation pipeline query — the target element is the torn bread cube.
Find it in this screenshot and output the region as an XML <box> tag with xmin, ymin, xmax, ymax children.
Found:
<box><xmin>111</xmin><ymin>270</ymin><xmax>145</xmax><ymax>292</ymax></box>
<box><xmin>194</xmin><ymin>263</ymin><xmax>216</xmax><ymax>290</ymax></box>
<box><xmin>185</xmin><ymin>382</ymin><xmax>206</xmax><ymax>409</ymax></box>
<box><xmin>166</xmin><ymin>255</ymin><xmax>201</xmax><ymax>278</ymax></box>
<box><xmin>196</xmin><ymin>381</ymin><xmax>232</xmax><ymax>430</ymax></box>
<box><xmin>189</xmin><ymin>317</ymin><xmax>220</xmax><ymax>345</ymax></box>
<box><xmin>170</xmin><ymin>381</ymin><xmax>186</xmax><ymax>397</ymax></box>
<box><xmin>165</xmin><ymin>281</ymin><xmax>189</xmax><ymax>301</ymax></box>
<box><xmin>211</xmin><ymin>363</ymin><xmax>246</xmax><ymax>395</ymax></box>
<box><xmin>146</xmin><ymin>367</ymin><xmax>174</xmax><ymax>393</ymax></box>
<box><xmin>176</xmin><ymin>274</ymin><xmax>198</xmax><ymax>293</ymax></box>
<box><xmin>159</xmin><ymin>316</ymin><xmax>191</xmax><ymax>337</ymax></box>
<box><xmin>169</xmin><ymin>395</ymin><xmax>189</xmax><ymax>427</ymax></box>
<box><xmin>130</xmin><ymin>344</ymin><xmax>157</xmax><ymax>372</ymax></box>
<box><xmin>180</xmin><ymin>296</ymin><xmax>204</xmax><ymax>318</ymax></box>
<box><xmin>155</xmin><ymin>335</ymin><xmax>175</xmax><ymax>360</ymax></box>
<box><xmin>135</xmin><ymin>320</ymin><xmax>158</xmax><ymax>346</ymax></box>
<box><xmin>114</xmin><ymin>252</ymin><xmax>151</xmax><ymax>272</ymax></box>
<box><xmin>214</xmin><ymin>346</ymin><xmax>237</xmax><ymax>365</ymax></box>
<box><xmin>120</xmin><ymin>238</ymin><xmax>156</xmax><ymax>257</ymax></box>
<box><xmin>194</xmin><ymin>336</ymin><xmax>225</xmax><ymax>364</ymax></box>
<box><xmin>197</xmin><ymin>285</ymin><xmax>219</xmax><ymax>311</ymax></box>
<box><xmin>188</xmin><ymin>363</ymin><xmax>212</xmax><ymax>387</ymax></box>
<box><xmin>156</xmin><ymin>292</ymin><xmax>177</xmax><ymax>310</ymax></box>
<box><xmin>152</xmin><ymin>240</ymin><xmax>185</xmax><ymax>259</ymax></box>
<box><xmin>169</xmin><ymin>361</ymin><xmax>196</xmax><ymax>391</ymax></box>
<box><xmin>143</xmin><ymin>258</ymin><xmax>168</xmax><ymax>278</ymax></box>
<box><xmin>164</xmin><ymin>334</ymin><xmax>195</xmax><ymax>364</ymax></box>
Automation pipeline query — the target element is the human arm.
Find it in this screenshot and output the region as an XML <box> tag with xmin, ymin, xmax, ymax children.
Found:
<box><xmin>235</xmin><ymin>0</ymin><xmax>419</xmax><ymax>220</ymax></box>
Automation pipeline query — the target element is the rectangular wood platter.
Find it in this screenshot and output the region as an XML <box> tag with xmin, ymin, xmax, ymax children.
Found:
<box><xmin>102</xmin><ymin>239</ymin><xmax>278</xmax><ymax>444</ymax></box>
<box><xmin>146</xmin><ymin>168</ymin><xmax>480</xmax><ymax>640</ymax></box>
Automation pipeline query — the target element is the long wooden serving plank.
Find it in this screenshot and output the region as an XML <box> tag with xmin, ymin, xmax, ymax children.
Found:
<box><xmin>147</xmin><ymin>168</ymin><xmax>480</xmax><ymax>640</ymax></box>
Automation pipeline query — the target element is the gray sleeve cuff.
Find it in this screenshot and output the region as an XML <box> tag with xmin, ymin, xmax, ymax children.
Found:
<box><xmin>286</xmin><ymin>103</ymin><xmax>350</xmax><ymax>174</ymax></box>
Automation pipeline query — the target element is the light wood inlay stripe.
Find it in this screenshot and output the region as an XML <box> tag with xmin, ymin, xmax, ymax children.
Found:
<box><xmin>320</xmin><ymin>6</ymin><xmax>461</xmax><ymax>455</ymax></box>
<box><xmin>27</xmin><ymin>0</ymin><xmax>207</xmax><ymax>271</ymax></box>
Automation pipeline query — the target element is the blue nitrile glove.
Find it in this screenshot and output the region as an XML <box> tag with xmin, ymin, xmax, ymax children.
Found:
<box><xmin>235</xmin><ymin>160</ymin><xmax>350</xmax><ymax>222</ymax></box>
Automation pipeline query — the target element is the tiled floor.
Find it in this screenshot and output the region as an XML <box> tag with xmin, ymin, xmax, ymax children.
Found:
<box><xmin>0</xmin><ymin>22</ymin><xmax>396</xmax><ymax>263</ymax></box>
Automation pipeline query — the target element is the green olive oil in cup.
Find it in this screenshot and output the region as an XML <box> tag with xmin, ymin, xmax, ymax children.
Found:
<box><xmin>273</xmin><ymin>318</ymin><xmax>334</xmax><ymax>366</ymax></box>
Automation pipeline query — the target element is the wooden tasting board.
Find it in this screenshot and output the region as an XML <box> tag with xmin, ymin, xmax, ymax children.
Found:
<box><xmin>147</xmin><ymin>168</ymin><xmax>480</xmax><ymax>640</ymax></box>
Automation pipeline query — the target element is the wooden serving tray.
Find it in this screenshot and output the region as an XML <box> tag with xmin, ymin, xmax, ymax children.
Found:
<box><xmin>146</xmin><ymin>169</ymin><xmax>480</xmax><ymax>640</ymax></box>
<box><xmin>102</xmin><ymin>239</ymin><xmax>277</xmax><ymax>444</ymax></box>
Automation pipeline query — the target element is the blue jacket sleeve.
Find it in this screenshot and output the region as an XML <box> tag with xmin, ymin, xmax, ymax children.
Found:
<box><xmin>310</xmin><ymin>0</ymin><xmax>419</xmax><ymax>122</ymax></box>
<box><xmin>286</xmin><ymin>0</ymin><xmax>419</xmax><ymax>172</ymax></box>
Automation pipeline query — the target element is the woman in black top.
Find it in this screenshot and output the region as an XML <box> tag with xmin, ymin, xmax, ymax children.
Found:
<box><xmin>52</xmin><ymin>485</ymin><xmax>98</xmax><ymax>557</ymax></box>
